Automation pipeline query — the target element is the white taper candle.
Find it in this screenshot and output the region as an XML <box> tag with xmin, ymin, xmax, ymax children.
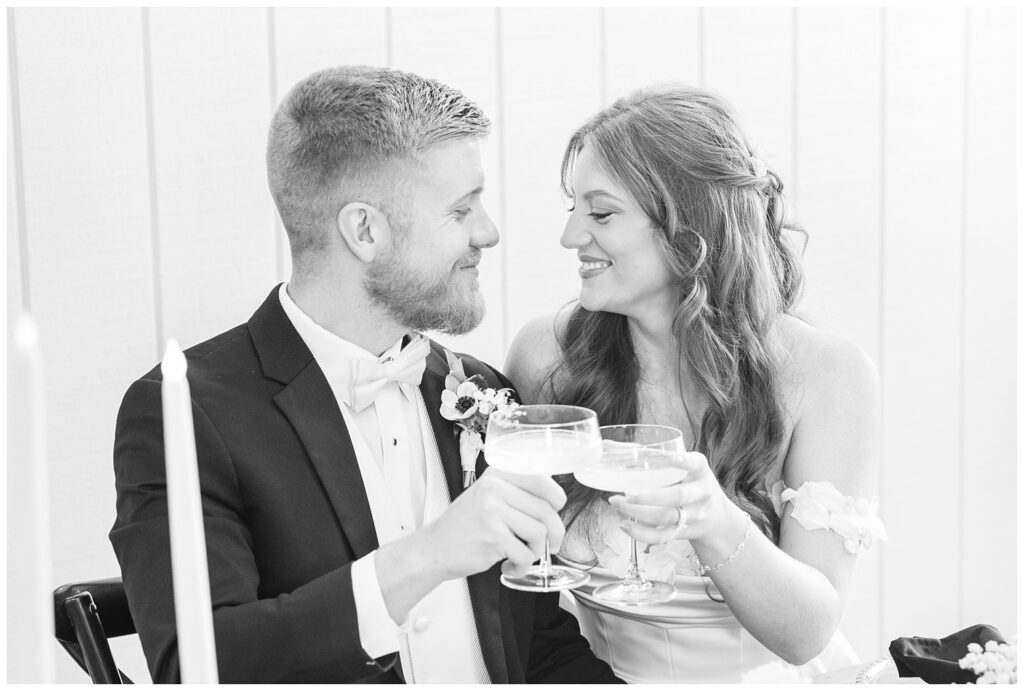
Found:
<box><xmin>7</xmin><ymin>314</ymin><xmax>56</xmax><ymax>682</ymax></box>
<box><xmin>161</xmin><ymin>339</ymin><xmax>219</xmax><ymax>683</ymax></box>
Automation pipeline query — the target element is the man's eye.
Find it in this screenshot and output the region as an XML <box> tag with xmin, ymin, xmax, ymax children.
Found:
<box><xmin>453</xmin><ymin>208</ymin><xmax>471</xmax><ymax>221</ymax></box>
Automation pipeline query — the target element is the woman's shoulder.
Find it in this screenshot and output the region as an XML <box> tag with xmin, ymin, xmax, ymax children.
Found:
<box><xmin>774</xmin><ymin>318</ymin><xmax>881</xmax><ymax>501</ymax></box>
<box><xmin>775</xmin><ymin>315</ymin><xmax>879</xmax><ymax>413</ymax></box>
<box><xmin>504</xmin><ymin>307</ymin><xmax>572</xmax><ymax>404</ymax></box>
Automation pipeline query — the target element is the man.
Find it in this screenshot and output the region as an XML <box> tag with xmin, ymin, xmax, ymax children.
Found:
<box><xmin>110</xmin><ymin>66</ymin><xmax>619</xmax><ymax>684</ymax></box>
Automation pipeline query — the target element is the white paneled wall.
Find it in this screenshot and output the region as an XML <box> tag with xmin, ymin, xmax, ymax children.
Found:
<box><xmin>604</xmin><ymin>7</ymin><xmax>702</xmax><ymax>100</ymax></box>
<box><xmin>884</xmin><ymin>6</ymin><xmax>968</xmax><ymax>640</ymax></box>
<box><xmin>704</xmin><ymin>8</ymin><xmax>796</xmax><ymax>187</ymax></box>
<box><xmin>960</xmin><ymin>7</ymin><xmax>1017</xmax><ymax>641</ymax></box>
<box><xmin>6</xmin><ymin>7</ymin><xmax>1016</xmax><ymax>683</ymax></box>
<box><xmin>501</xmin><ymin>7</ymin><xmax>604</xmax><ymax>342</ymax></box>
<box><xmin>12</xmin><ymin>6</ymin><xmax>157</xmax><ymax>582</ymax></box>
<box><xmin>147</xmin><ymin>8</ymin><xmax>279</xmax><ymax>348</ymax></box>
<box><xmin>8</xmin><ymin>70</ymin><xmax>24</xmax><ymax>327</ymax></box>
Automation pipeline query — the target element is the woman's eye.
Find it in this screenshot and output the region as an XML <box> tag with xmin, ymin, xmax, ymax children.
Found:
<box><xmin>588</xmin><ymin>211</ymin><xmax>613</xmax><ymax>223</ymax></box>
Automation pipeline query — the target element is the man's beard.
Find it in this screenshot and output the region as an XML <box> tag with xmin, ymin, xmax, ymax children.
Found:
<box><xmin>364</xmin><ymin>244</ymin><xmax>485</xmax><ymax>335</ymax></box>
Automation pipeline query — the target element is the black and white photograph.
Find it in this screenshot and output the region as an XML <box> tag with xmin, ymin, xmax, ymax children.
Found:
<box><xmin>5</xmin><ymin>5</ymin><xmax>1018</xmax><ymax>684</ymax></box>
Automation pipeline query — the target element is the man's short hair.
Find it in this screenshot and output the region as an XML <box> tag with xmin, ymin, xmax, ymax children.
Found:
<box><xmin>266</xmin><ymin>65</ymin><xmax>490</xmax><ymax>260</ymax></box>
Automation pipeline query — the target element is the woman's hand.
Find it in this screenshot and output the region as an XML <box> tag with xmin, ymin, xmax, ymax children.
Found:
<box><xmin>609</xmin><ymin>450</ymin><xmax>733</xmax><ymax>547</ymax></box>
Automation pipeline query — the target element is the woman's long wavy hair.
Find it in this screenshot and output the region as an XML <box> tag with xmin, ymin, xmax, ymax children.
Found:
<box><xmin>548</xmin><ymin>85</ymin><xmax>805</xmax><ymax>543</ymax></box>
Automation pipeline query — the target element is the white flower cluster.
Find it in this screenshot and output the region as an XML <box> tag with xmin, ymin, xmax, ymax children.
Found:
<box><xmin>439</xmin><ymin>377</ymin><xmax>517</xmax><ymax>429</ymax></box>
<box><xmin>748</xmin><ymin>156</ymin><xmax>768</xmax><ymax>179</ymax></box>
<box><xmin>959</xmin><ymin>637</ymin><xmax>1017</xmax><ymax>684</ymax></box>
<box><xmin>772</xmin><ymin>480</ymin><xmax>888</xmax><ymax>554</ymax></box>
<box><xmin>439</xmin><ymin>349</ymin><xmax>521</xmax><ymax>488</ymax></box>
<box><xmin>471</xmin><ymin>385</ymin><xmax>515</xmax><ymax>417</ymax></box>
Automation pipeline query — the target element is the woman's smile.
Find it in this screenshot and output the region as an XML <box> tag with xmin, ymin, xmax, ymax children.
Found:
<box><xmin>579</xmin><ymin>254</ymin><xmax>613</xmax><ymax>278</ymax></box>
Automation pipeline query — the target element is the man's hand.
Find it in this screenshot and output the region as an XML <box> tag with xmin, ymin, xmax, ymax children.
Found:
<box><xmin>375</xmin><ymin>469</ymin><xmax>566</xmax><ymax>623</ymax></box>
<box><xmin>431</xmin><ymin>469</ymin><xmax>567</xmax><ymax>579</ymax></box>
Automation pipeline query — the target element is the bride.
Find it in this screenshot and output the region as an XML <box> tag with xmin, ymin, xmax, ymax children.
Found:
<box><xmin>506</xmin><ymin>84</ymin><xmax>886</xmax><ymax>683</ymax></box>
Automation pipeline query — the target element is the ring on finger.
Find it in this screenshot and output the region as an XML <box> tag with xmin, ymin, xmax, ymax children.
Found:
<box><xmin>674</xmin><ymin>506</ymin><xmax>688</xmax><ymax>531</ymax></box>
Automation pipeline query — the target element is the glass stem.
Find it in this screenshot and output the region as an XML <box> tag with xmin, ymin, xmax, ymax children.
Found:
<box><xmin>539</xmin><ymin>538</ymin><xmax>552</xmax><ymax>575</ymax></box>
<box><xmin>625</xmin><ymin>536</ymin><xmax>646</xmax><ymax>587</ymax></box>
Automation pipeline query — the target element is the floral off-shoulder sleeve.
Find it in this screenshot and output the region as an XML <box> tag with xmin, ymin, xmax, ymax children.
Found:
<box><xmin>770</xmin><ymin>480</ymin><xmax>888</xmax><ymax>554</ymax></box>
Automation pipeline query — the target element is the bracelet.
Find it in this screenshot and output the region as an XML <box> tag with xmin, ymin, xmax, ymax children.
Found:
<box><xmin>855</xmin><ymin>655</ymin><xmax>892</xmax><ymax>684</ymax></box>
<box><xmin>696</xmin><ymin>512</ymin><xmax>753</xmax><ymax>576</ymax></box>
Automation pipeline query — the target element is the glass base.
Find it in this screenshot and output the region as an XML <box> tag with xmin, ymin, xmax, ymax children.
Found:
<box><xmin>593</xmin><ymin>579</ymin><xmax>677</xmax><ymax>606</ymax></box>
<box><xmin>501</xmin><ymin>565</ymin><xmax>591</xmax><ymax>592</ymax></box>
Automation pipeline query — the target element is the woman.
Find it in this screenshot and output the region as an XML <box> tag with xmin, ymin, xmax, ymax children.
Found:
<box><xmin>505</xmin><ymin>85</ymin><xmax>886</xmax><ymax>683</ymax></box>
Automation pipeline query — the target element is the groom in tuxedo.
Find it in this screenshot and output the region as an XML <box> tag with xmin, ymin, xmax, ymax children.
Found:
<box><xmin>110</xmin><ymin>65</ymin><xmax>619</xmax><ymax>684</ymax></box>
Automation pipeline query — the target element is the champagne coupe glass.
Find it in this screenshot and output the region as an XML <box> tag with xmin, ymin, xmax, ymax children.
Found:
<box><xmin>485</xmin><ymin>404</ymin><xmax>602</xmax><ymax>591</ymax></box>
<box><xmin>574</xmin><ymin>424</ymin><xmax>686</xmax><ymax>606</ymax></box>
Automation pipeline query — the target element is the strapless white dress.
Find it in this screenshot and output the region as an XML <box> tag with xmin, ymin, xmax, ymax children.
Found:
<box><xmin>561</xmin><ymin>573</ymin><xmax>858</xmax><ymax>683</ymax></box>
<box><xmin>557</xmin><ymin>486</ymin><xmax>877</xmax><ymax>684</ymax></box>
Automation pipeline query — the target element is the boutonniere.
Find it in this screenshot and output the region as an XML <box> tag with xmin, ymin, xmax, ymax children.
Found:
<box><xmin>439</xmin><ymin>349</ymin><xmax>519</xmax><ymax>488</ymax></box>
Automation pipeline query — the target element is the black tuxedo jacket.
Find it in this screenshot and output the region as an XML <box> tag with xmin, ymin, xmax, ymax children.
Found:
<box><xmin>109</xmin><ymin>286</ymin><xmax>619</xmax><ymax>684</ymax></box>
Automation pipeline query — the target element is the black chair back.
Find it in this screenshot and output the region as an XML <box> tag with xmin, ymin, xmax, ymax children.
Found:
<box><xmin>53</xmin><ymin>578</ymin><xmax>136</xmax><ymax>684</ymax></box>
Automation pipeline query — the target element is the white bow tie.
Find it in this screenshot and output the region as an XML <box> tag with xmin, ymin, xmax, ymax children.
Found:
<box><xmin>348</xmin><ymin>336</ymin><xmax>430</xmax><ymax>412</ymax></box>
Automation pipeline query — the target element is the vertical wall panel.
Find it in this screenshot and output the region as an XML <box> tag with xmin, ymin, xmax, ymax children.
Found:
<box><xmin>795</xmin><ymin>7</ymin><xmax>884</xmax><ymax>660</ymax></box>
<box><xmin>272</xmin><ymin>8</ymin><xmax>389</xmax><ymax>285</ymax></box>
<box><xmin>881</xmin><ymin>8</ymin><xmax>966</xmax><ymax>642</ymax></box>
<box><xmin>13</xmin><ymin>5</ymin><xmax>156</xmax><ymax>570</ymax></box>
<box><xmin>604</xmin><ymin>8</ymin><xmax>701</xmax><ymax>100</ymax></box>
<box><xmin>11</xmin><ymin>7</ymin><xmax>157</xmax><ymax>682</ymax></box>
<box><xmin>961</xmin><ymin>8</ymin><xmax>1016</xmax><ymax>636</ymax></box>
<box><xmin>7</xmin><ymin>86</ymin><xmax>24</xmax><ymax>322</ymax></box>
<box><xmin>148</xmin><ymin>8</ymin><xmax>277</xmax><ymax>348</ymax></box>
<box><xmin>500</xmin><ymin>8</ymin><xmax>603</xmax><ymax>348</ymax></box>
<box><xmin>391</xmin><ymin>8</ymin><xmax>506</xmax><ymax>365</ymax></box>
<box><xmin>796</xmin><ymin>9</ymin><xmax>883</xmax><ymax>359</ymax></box>
<box><xmin>703</xmin><ymin>8</ymin><xmax>795</xmax><ymax>190</ymax></box>
<box><xmin>274</xmin><ymin>8</ymin><xmax>388</xmax><ymax>93</ymax></box>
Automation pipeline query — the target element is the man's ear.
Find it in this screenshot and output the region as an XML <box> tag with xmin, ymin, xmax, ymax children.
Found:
<box><xmin>336</xmin><ymin>202</ymin><xmax>390</xmax><ymax>263</ymax></box>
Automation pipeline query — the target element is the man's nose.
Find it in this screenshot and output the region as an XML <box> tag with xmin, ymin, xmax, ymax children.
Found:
<box><xmin>560</xmin><ymin>214</ymin><xmax>592</xmax><ymax>250</ymax></box>
<box><xmin>471</xmin><ymin>209</ymin><xmax>500</xmax><ymax>249</ymax></box>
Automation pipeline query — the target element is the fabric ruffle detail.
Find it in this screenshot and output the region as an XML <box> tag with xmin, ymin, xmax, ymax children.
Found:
<box><xmin>585</xmin><ymin>506</ymin><xmax>703</xmax><ymax>579</ymax></box>
<box><xmin>770</xmin><ymin>480</ymin><xmax>888</xmax><ymax>554</ymax></box>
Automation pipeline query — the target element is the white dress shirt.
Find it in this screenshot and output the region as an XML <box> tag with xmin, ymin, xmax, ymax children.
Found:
<box><xmin>278</xmin><ymin>284</ymin><xmax>489</xmax><ymax>683</ymax></box>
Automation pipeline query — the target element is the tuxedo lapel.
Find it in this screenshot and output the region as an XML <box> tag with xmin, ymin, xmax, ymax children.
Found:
<box><xmin>274</xmin><ymin>365</ymin><xmax>378</xmax><ymax>559</ymax></box>
<box><xmin>420</xmin><ymin>349</ymin><xmax>464</xmax><ymax>501</ymax></box>
<box><xmin>470</xmin><ymin>565</ymin><xmax>509</xmax><ymax>683</ymax></box>
<box><xmin>249</xmin><ymin>286</ymin><xmax>377</xmax><ymax>560</ymax></box>
<box><xmin>420</xmin><ymin>342</ymin><xmax>509</xmax><ymax>683</ymax></box>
